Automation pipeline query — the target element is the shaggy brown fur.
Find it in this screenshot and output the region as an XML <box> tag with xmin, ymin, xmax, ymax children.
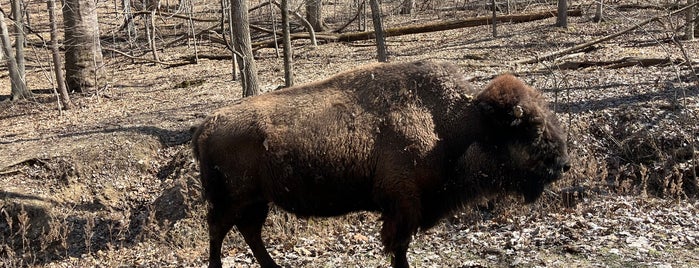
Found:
<box><xmin>192</xmin><ymin>60</ymin><xmax>570</xmax><ymax>268</ymax></box>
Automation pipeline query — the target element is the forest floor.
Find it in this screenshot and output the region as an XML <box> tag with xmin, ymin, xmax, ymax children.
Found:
<box><xmin>1</xmin><ymin>0</ymin><xmax>699</xmax><ymax>267</ymax></box>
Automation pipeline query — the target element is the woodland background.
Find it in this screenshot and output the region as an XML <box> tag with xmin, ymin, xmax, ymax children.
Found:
<box><xmin>1</xmin><ymin>0</ymin><xmax>698</xmax><ymax>267</ymax></box>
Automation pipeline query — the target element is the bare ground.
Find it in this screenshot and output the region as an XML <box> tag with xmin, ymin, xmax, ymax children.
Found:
<box><xmin>1</xmin><ymin>1</ymin><xmax>698</xmax><ymax>267</ymax></box>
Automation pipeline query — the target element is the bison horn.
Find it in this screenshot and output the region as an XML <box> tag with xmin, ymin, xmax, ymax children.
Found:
<box><xmin>513</xmin><ymin>105</ymin><xmax>524</xmax><ymax>118</ymax></box>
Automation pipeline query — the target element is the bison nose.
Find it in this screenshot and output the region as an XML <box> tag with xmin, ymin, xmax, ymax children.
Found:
<box><xmin>554</xmin><ymin>156</ymin><xmax>571</xmax><ymax>173</ymax></box>
<box><xmin>562</xmin><ymin>162</ymin><xmax>571</xmax><ymax>172</ymax></box>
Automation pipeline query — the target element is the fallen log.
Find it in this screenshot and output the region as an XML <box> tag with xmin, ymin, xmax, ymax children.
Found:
<box><xmin>252</xmin><ymin>8</ymin><xmax>582</xmax><ymax>49</ymax></box>
<box><xmin>553</xmin><ymin>57</ymin><xmax>680</xmax><ymax>70</ymax></box>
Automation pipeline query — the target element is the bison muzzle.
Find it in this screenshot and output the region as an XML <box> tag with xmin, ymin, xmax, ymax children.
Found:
<box><xmin>192</xmin><ymin>60</ymin><xmax>570</xmax><ymax>268</ymax></box>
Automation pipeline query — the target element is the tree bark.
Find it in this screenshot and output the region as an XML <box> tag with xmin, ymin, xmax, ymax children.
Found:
<box><xmin>48</xmin><ymin>0</ymin><xmax>71</xmax><ymax>109</ymax></box>
<box><xmin>593</xmin><ymin>0</ymin><xmax>605</xmax><ymax>23</ymax></box>
<box><xmin>63</xmin><ymin>0</ymin><xmax>105</xmax><ymax>93</ymax></box>
<box><xmin>686</xmin><ymin>0</ymin><xmax>695</xmax><ymax>40</ymax></box>
<box><xmin>231</xmin><ymin>0</ymin><xmax>260</xmax><ymax>96</ymax></box>
<box><xmin>0</xmin><ymin>11</ymin><xmax>30</xmax><ymax>100</ymax></box>
<box><xmin>491</xmin><ymin>0</ymin><xmax>497</xmax><ymax>37</ymax></box>
<box><xmin>400</xmin><ymin>0</ymin><xmax>414</xmax><ymax>15</ymax></box>
<box><xmin>281</xmin><ymin>0</ymin><xmax>294</xmax><ymax>87</ymax></box>
<box><xmin>556</xmin><ymin>0</ymin><xmax>567</xmax><ymax>27</ymax></box>
<box><xmin>12</xmin><ymin>0</ymin><xmax>26</xmax><ymax>84</ymax></box>
<box><xmin>369</xmin><ymin>0</ymin><xmax>387</xmax><ymax>62</ymax></box>
<box><xmin>305</xmin><ymin>0</ymin><xmax>326</xmax><ymax>32</ymax></box>
<box><xmin>226</xmin><ymin>0</ymin><xmax>238</xmax><ymax>81</ymax></box>
<box><xmin>270</xmin><ymin>0</ymin><xmax>317</xmax><ymax>46</ymax></box>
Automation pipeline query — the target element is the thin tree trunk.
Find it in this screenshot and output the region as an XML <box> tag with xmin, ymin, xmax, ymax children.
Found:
<box><xmin>686</xmin><ymin>0</ymin><xmax>695</xmax><ymax>40</ymax></box>
<box><xmin>593</xmin><ymin>0</ymin><xmax>604</xmax><ymax>23</ymax></box>
<box><xmin>281</xmin><ymin>0</ymin><xmax>293</xmax><ymax>87</ymax></box>
<box><xmin>148</xmin><ymin>11</ymin><xmax>160</xmax><ymax>62</ymax></box>
<box><xmin>0</xmin><ymin>11</ymin><xmax>30</xmax><ymax>100</ymax></box>
<box><xmin>369</xmin><ymin>0</ymin><xmax>387</xmax><ymax>62</ymax></box>
<box><xmin>12</xmin><ymin>0</ymin><xmax>26</xmax><ymax>84</ymax></box>
<box><xmin>123</xmin><ymin>0</ymin><xmax>136</xmax><ymax>64</ymax></box>
<box><xmin>270</xmin><ymin>0</ymin><xmax>317</xmax><ymax>47</ymax></box>
<box><xmin>306</xmin><ymin>0</ymin><xmax>326</xmax><ymax>31</ymax></box>
<box><xmin>186</xmin><ymin>0</ymin><xmax>199</xmax><ymax>62</ymax></box>
<box><xmin>399</xmin><ymin>0</ymin><xmax>414</xmax><ymax>15</ymax></box>
<box><xmin>226</xmin><ymin>0</ymin><xmax>238</xmax><ymax>81</ymax></box>
<box><xmin>359</xmin><ymin>0</ymin><xmax>367</xmax><ymax>31</ymax></box>
<box><xmin>48</xmin><ymin>0</ymin><xmax>71</xmax><ymax>109</ymax></box>
<box><xmin>556</xmin><ymin>0</ymin><xmax>567</xmax><ymax>27</ymax></box>
<box><xmin>231</xmin><ymin>0</ymin><xmax>260</xmax><ymax>96</ymax></box>
<box><xmin>491</xmin><ymin>0</ymin><xmax>497</xmax><ymax>37</ymax></box>
<box><xmin>269</xmin><ymin>0</ymin><xmax>280</xmax><ymax>57</ymax></box>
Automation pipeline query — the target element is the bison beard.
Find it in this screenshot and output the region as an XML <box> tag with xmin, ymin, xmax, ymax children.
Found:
<box><xmin>192</xmin><ymin>60</ymin><xmax>570</xmax><ymax>268</ymax></box>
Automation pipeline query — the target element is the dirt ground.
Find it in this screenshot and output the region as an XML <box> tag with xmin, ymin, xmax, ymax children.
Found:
<box><xmin>1</xmin><ymin>0</ymin><xmax>698</xmax><ymax>267</ymax></box>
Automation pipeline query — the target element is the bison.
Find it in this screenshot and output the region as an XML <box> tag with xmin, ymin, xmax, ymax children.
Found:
<box><xmin>192</xmin><ymin>60</ymin><xmax>570</xmax><ymax>268</ymax></box>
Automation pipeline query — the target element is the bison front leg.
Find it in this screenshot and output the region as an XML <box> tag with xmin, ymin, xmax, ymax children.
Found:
<box><xmin>379</xmin><ymin>197</ymin><xmax>421</xmax><ymax>268</ymax></box>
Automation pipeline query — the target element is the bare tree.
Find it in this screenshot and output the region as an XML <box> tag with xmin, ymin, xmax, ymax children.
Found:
<box><xmin>48</xmin><ymin>0</ymin><xmax>71</xmax><ymax>109</ymax></box>
<box><xmin>227</xmin><ymin>0</ymin><xmax>242</xmax><ymax>81</ymax></box>
<box><xmin>63</xmin><ymin>0</ymin><xmax>105</xmax><ymax>93</ymax></box>
<box><xmin>556</xmin><ymin>0</ymin><xmax>567</xmax><ymax>27</ymax></box>
<box><xmin>491</xmin><ymin>0</ymin><xmax>497</xmax><ymax>37</ymax></box>
<box><xmin>686</xmin><ymin>0</ymin><xmax>695</xmax><ymax>40</ymax></box>
<box><xmin>11</xmin><ymin>0</ymin><xmax>25</xmax><ymax>83</ymax></box>
<box><xmin>231</xmin><ymin>0</ymin><xmax>260</xmax><ymax>96</ymax></box>
<box><xmin>281</xmin><ymin>0</ymin><xmax>294</xmax><ymax>87</ymax></box>
<box><xmin>0</xmin><ymin>10</ymin><xmax>30</xmax><ymax>100</ymax></box>
<box><xmin>145</xmin><ymin>0</ymin><xmax>161</xmax><ymax>62</ymax></box>
<box><xmin>369</xmin><ymin>0</ymin><xmax>387</xmax><ymax>62</ymax></box>
<box><xmin>593</xmin><ymin>0</ymin><xmax>605</xmax><ymax>23</ymax></box>
<box><xmin>399</xmin><ymin>0</ymin><xmax>414</xmax><ymax>15</ymax></box>
<box><xmin>306</xmin><ymin>0</ymin><xmax>326</xmax><ymax>31</ymax></box>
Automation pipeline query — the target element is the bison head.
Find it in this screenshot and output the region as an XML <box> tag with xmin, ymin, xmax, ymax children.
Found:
<box><xmin>471</xmin><ymin>74</ymin><xmax>570</xmax><ymax>202</ymax></box>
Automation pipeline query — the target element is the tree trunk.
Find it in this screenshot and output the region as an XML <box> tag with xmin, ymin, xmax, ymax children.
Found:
<box><xmin>306</xmin><ymin>0</ymin><xmax>326</xmax><ymax>32</ymax></box>
<box><xmin>231</xmin><ymin>0</ymin><xmax>260</xmax><ymax>96</ymax></box>
<box><xmin>281</xmin><ymin>0</ymin><xmax>294</xmax><ymax>87</ymax></box>
<box><xmin>147</xmin><ymin>10</ymin><xmax>160</xmax><ymax>62</ymax></box>
<box><xmin>63</xmin><ymin>0</ymin><xmax>105</xmax><ymax>93</ymax></box>
<box><xmin>593</xmin><ymin>0</ymin><xmax>604</xmax><ymax>23</ymax></box>
<box><xmin>12</xmin><ymin>0</ymin><xmax>26</xmax><ymax>84</ymax></box>
<box><xmin>686</xmin><ymin>0</ymin><xmax>695</xmax><ymax>40</ymax></box>
<box><xmin>48</xmin><ymin>0</ymin><xmax>71</xmax><ymax>109</ymax></box>
<box><xmin>226</xmin><ymin>0</ymin><xmax>238</xmax><ymax>81</ymax></box>
<box><xmin>0</xmin><ymin>11</ymin><xmax>30</xmax><ymax>100</ymax></box>
<box><xmin>491</xmin><ymin>0</ymin><xmax>497</xmax><ymax>37</ymax></box>
<box><xmin>556</xmin><ymin>0</ymin><xmax>567</xmax><ymax>27</ymax></box>
<box><xmin>369</xmin><ymin>0</ymin><xmax>387</xmax><ymax>62</ymax></box>
<box><xmin>399</xmin><ymin>0</ymin><xmax>414</xmax><ymax>15</ymax></box>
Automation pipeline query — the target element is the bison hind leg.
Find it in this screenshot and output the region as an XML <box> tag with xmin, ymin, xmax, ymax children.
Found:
<box><xmin>236</xmin><ymin>202</ymin><xmax>280</xmax><ymax>268</ymax></box>
<box><xmin>208</xmin><ymin>201</ymin><xmax>279</xmax><ymax>268</ymax></box>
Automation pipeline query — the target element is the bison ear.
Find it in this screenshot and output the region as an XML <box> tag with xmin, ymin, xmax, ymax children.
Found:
<box><xmin>511</xmin><ymin>105</ymin><xmax>524</xmax><ymax>126</ymax></box>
